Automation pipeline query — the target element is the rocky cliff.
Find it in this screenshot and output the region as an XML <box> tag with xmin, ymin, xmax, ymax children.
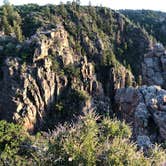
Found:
<box><xmin>0</xmin><ymin>26</ymin><xmax>75</xmax><ymax>132</ymax></box>
<box><xmin>0</xmin><ymin>26</ymin><xmax>111</xmax><ymax>132</ymax></box>
<box><xmin>0</xmin><ymin>14</ymin><xmax>137</xmax><ymax>132</ymax></box>
<box><xmin>114</xmin><ymin>44</ymin><xmax>166</xmax><ymax>147</ymax></box>
<box><xmin>115</xmin><ymin>85</ymin><xmax>166</xmax><ymax>148</ymax></box>
<box><xmin>0</xmin><ymin>4</ymin><xmax>166</xmax><ymax>150</ymax></box>
<box><xmin>142</xmin><ymin>43</ymin><xmax>166</xmax><ymax>88</ymax></box>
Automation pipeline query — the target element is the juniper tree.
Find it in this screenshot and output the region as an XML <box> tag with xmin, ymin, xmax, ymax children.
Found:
<box><xmin>2</xmin><ymin>0</ymin><xmax>23</xmax><ymax>42</ymax></box>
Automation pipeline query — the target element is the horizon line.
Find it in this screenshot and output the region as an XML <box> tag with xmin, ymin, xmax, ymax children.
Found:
<box><xmin>0</xmin><ymin>2</ymin><xmax>166</xmax><ymax>13</ymax></box>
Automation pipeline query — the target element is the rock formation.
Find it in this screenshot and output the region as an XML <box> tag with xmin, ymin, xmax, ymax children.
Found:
<box><xmin>33</xmin><ymin>25</ymin><xmax>74</xmax><ymax>65</ymax></box>
<box><xmin>0</xmin><ymin>25</ymin><xmax>113</xmax><ymax>132</ymax></box>
<box><xmin>115</xmin><ymin>85</ymin><xmax>166</xmax><ymax>147</ymax></box>
<box><xmin>0</xmin><ymin>21</ymin><xmax>137</xmax><ymax>132</ymax></box>
<box><xmin>142</xmin><ymin>43</ymin><xmax>166</xmax><ymax>88</ymax></box>
<box><xmin>0</xmin><ymin>9</ymin><xmax>159</xmax><ymax>144</ymax></box>
<box><xmin>0</xmin><ymin>26</ymin><xmax>75</xmax><ymax>132</ymax></box>
<box><xmin>0</xmin><ymin>56</ymin><xmax>59</xmax><ymax>132</ymax></box>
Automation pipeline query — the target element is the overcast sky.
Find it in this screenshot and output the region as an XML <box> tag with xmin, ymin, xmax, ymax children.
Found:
<box><xmin>0</xmin><ymin>0</ymin><xmax>166</xmax><ymax>12</ymax></box>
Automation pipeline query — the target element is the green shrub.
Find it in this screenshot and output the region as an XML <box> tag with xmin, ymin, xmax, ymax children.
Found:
<box><xmin>0</xmin><ymin>121</ymin><xmax>49</xmax><ymax>165</ymax></box>
<box><xmin>0</xmin><ymin>113</ymin><xmax>165</xmax><ymax>165</ymax></box>
<box><xmin>146</xmin><ymin>145</ymin><xmax>166</xmax><ymax>165</ymax></box>
<box><xmin>47</xmin><ymin>111</ymin><xmax>99</xmax><ymax>166</ymax></box>
<box><xmin>46</xmin><ymin>111</ymin><xmax>166</xmax><ymax>165</ymax></box>
<box><xmin>64</xmin><ymin>64</ymin><xmax>80</xmax><ymax>79</ymax></box>
<box><xmin>48</xmin><ymin>55</ymin><xmax>65</xmax><ymax>76</ymax></box>
<box><xmin>0</xmin><ymin>120</ymin><xmax>29</xmax><ymax>164</ymax></box>
<box><xmin>54</xmin><ymin>89</ymin><xmax>89</xmax><ymax>120</ymax></box>
<box><xmin>102</xmin><ymin>138</ymin><xmax>148</xmax><ymax>166</ymax></box>
<box><xmin>101</xmin><ymin>117</ymin><xmax>131</xmax><ymax>140</ymax></box>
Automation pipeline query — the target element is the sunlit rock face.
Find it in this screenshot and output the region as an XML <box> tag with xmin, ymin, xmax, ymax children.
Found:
<box><xmin>115</xmin><ymin>85</ymin><xmax>166</xmax><ymax>144</ymax></box>
<box><xmin>0</xmin><ymin>56</ymin><xmax>59</xmax><ymax>132</ymax></box>
<box><xmin>0</xmin><ymin>26</ymin><xmax>72</xmax><ymax>132</ymax></box>
<box><xmin>0</xmin><ymin>26</ymin><xmax>112</xmax><ymax>132</ymax></box>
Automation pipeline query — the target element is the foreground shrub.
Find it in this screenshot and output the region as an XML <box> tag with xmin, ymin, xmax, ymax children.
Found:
<box><xmin>101</xmin><ymin>117</ymin><xmax>132</xmax><ymax>140</ymax></box>
<box><xmin>0</xmin><ymin>112</ymin><xmax>165</xmax><ymax>165</ymax></box>
<box><xmin>0</xmin><ymin>120</ymin><xmax>30</xmax><ymax>165</ymax></box>
<box><xmin>0</xmin><ymin>121</ymin><xmax>47</xmax><ymax>165</ymax></box>
<box><xmin>46</xmin><ymin>111</ymin><xmax>166</xmax><ymax>166</ymax></box>
<box><xmin>47</xmin><ymin>111</ymin><xmax>99</xmax><ymax>166</ymax></box>
<box><xmin>101</xmin><ymin>138</ymin><xmax>148</xmax><ymax>166</ymax></box>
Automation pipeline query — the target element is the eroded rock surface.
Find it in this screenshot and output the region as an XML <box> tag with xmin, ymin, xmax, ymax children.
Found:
<box><xmin>142</xmin><ymin>43</ymin><xmax>166</xmax><ymax>88</ymax></box>
<box><xmin>0</xmin><ymin>26</ymin><xmax>113</xmax><ymax>132</ymax></box>
<box><xmin>115</xmin><ymin>85</ymin><xmax>166</xmax><ymax>144</ymax></box>
<box><xmin>0</xmin><ymin>26</ymin><xmax>76</xmax><ymax>132</ymax></box>
<box><xmin>0</xmin><ymin>56</ymin><xmax>61</xmax><ymax>132</ymax></box>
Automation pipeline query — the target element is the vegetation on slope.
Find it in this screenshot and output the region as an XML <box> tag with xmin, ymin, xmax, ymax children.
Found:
<box><xmin>1</xmin><ymin>0</ymin><xmax>23</xmax><ymax>41</ymax></box>
<box><xmin>121</xmin><ymin>10</ymin><xmax>166</xmax><ymax>46</ymax></box>
<box><xmin>0</xmin><ymin>2</ymin><xmax>151</xmax><ymax>80</ymax></box>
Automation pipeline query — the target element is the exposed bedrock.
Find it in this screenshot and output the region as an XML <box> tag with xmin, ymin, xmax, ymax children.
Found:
<box><xmin>115</xmin><ymin>85</ymin><xmax>166</xmax><ymax>147</ymax></box>
<box><xmin>142</xmin><ymin>43</ymin><xmax>166</xmax><ymax>88</ymax></box>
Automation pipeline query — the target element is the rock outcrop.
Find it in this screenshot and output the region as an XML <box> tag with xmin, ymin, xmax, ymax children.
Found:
<box><xmin>0</xmin><ymin>26</ymin><xmax>75</xmax><ymax>132</ymax></box>
<box><xmin>80</xmin><ymin>56</ymin><xmax>104</xmax><ymax>95</ymax></box>
<box><xmin>33</xmin><ymin>25</ymin><xmax>74</xmax><ymax>65</ymax></box>
<box><xmin>0</xmin><ymin>26</ymin><xmax>111</xmax><ymax>132</ymax></box>
<box><xmin>115</xmin><ymin>85</ymin><xmax>166</xmax><ymax>145</ymax></box>
<box><xmin>0</xmin><ymin>56</ymin><xmax>61</xmax><ymax>132</ymax></box>
<box><xmin>113</xmin><ymin>65</ymin><xmax>135</xmax><ymax>89</ymax></box>
<box><xmin>142</xmin><ymin>43</ymin><xmax>166</xmax><ymax>88</ymax></box>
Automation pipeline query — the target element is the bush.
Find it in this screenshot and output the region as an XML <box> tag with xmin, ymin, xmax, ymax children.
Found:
<box><xmin>101</xmin><ymin>117</ymin><xmax>131</xmax><ymax>140</ymax></box>
<box><xmin>47</xmin><ymin>111</ymin><xmax>99</xmax><ymax>166</ymax></box>
<box><xmin>64</xmin><ymin>64</ymin><xmax>80</xmax><ymax>79</ymax></box>
<box><xmin>0</xmin><ymin>113</ymin><xmax>165</xmax><ymax>165</ymax></box>
<box><xmin>102</xmin><ymin>138</ymin><xmax>148</xmax><ymax>166</ymax></box>
<box><xmin>45</xmin><ymin>111</ymin><xmax>166</xmax><ymax>165</ymax></box>
<box><xmin>48</xmin><ymin>55</ymin><xmax>65</xmax><ymax>76</ymax></box>
<box><xmin>54</xmin><ymin>89</ymin><xmax>89</xmax><ymax>120</ymax></box>
<box><xmin>0</xmin><ymin>121</ymin><xmax>49</xmax><ymax>165</ymax></box>
<box><xmin>0</xmin><ymin>120</ymin><xmax>29</xmax><ymax>164</ymax></box>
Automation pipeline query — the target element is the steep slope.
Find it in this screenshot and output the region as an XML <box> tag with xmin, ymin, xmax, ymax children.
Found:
<box><xmin>0</xmin><ymin>3</ymin><xmax>166</xmax><ymax>164</ymax></box>
<box><xmin>0</xmin><ymin>25</ymin><xmax>134</xmax><ymax>132</ymax></box>
<box><xmin>0</xmin><ymin>4</ymin><xmax>153</xmax><ymax>132</ymax></box>
<box><xmin>4</xmin><ymin>4</ymin><xmax>151</xmax><ymax>79</ymax></box>
<box><xmin>121</xmin><ymin>10</ymin><xmax>166</xmax><ymax>46</ymax></box>
<box><xmin>2</xmin><ymin>4</ymin><xmax>166</xmax><ymax>145</ymax></box>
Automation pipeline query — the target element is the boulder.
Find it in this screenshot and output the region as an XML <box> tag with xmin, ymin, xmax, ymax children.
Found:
<box><xmin>137</xmin><ymin>135</ymin><xmax>152</xmax><ymax>149</ymax></box>
<box><xmin>115</xmin><ymin>85</ymin><xmax>166</xmax><ymax>143</ymax></box>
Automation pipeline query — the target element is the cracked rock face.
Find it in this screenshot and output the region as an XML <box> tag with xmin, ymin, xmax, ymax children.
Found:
<box><xmin>33</xmin><ymin>25</ymin><xmax>74</xmax><ymax>65</ymax></box>
<box><xmin>142</xmin><ymin>43</ymin><xmax>166</xmax><ymax>88</ymax></box>
<box><xmin>115</xmin><ymin>85</ymin><xmax>166</xmax><ymax>144</ymax></box>
<box><xmin>0</xmin><ymin>56</ymin><xmax>60</xmax><ymax>132</ymax></box>
<box><xmin>0</xmin><ymin>24</ymin><xmax>146</xmax><ymax>136</ymax></box>
<box><xmin>0</xmin><ymin>26</ymin><xmax>112</xmax><ymax>132</ymax></box>
<box><xmin>0</xmin><ymin>26</ymin><xmax>73</xmax><ymax>132</ymax></box>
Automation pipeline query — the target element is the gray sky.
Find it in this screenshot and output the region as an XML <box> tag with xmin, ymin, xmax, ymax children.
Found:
<box><xmin>0</xmin><ymin>0</ymin><xmax>166</xmax><ymax>12</ymax></box>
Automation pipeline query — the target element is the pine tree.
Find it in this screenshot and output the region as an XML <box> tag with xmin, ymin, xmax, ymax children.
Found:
<box><xmin>2</xmin><ymin>0</ymin><xmax>23</xmax><ymax>42</ymax></box>
<box><xmin>45</xmin><ymin>6</ymin><xmax>51</xmax><ymax>22</ymax></box>
<box><xmin>76</xmin><ymin>0</ymin><xmax>80</xmax><ymax>11</ymax></box>
<box><xmin>13</xmin><ymin>21</ymin><xmax>23</xmax><ymax>42</ymax></box>
<box><xmin>2</xmin><ymin>7</ymin><xmax>13</xmax><ymax>35</ymax></box>
<box><xmin>14</xmin><ymin>11</ymin><xmax>22</xmax><ymax>25</ymax></box>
